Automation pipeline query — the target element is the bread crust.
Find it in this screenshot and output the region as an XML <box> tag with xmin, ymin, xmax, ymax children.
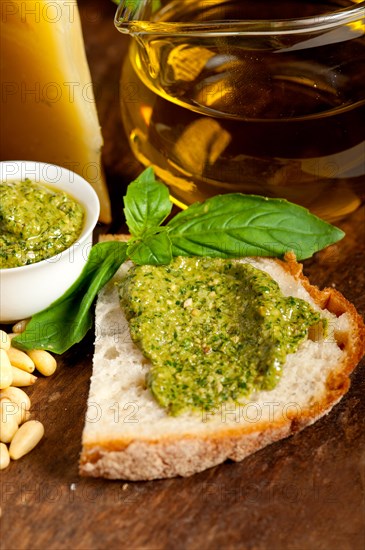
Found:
<box><xmin>79</xmin><ymin>249</ymin><xmax>365</xmax><ymax>480</ymax></box>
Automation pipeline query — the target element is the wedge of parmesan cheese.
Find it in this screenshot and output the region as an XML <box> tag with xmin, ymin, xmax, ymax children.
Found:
<box><xmin>0</xmin><ymin>0</ymin><xmax>111</xmax><ymax>223</ymax></box>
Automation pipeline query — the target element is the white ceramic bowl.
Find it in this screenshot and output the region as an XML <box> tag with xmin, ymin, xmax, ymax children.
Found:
<box><xmin>0</xmin><ymin>161</ymin><xmax>100</xmax><ymax>323</ymax></box>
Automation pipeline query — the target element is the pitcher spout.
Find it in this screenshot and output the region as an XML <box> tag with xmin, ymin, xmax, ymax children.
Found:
<box><xmin>114</xmin><ymin>0</ymin><xmax>163</xmax><ymax>34</ymax></box>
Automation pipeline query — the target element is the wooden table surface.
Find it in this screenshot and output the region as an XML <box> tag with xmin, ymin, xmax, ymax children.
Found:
<box><xmin>1</xmin><ymin>1</ymin><xmax>365</xmax><ymax>548</ymax></box>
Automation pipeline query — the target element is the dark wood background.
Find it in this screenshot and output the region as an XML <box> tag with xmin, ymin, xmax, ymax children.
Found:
<box><xmin>1</xmin><ymin>1</ymin><xmax>364</xmax><ymax>548</ymax></box>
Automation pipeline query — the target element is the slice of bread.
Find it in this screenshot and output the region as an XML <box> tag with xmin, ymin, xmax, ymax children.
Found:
<box><xmin>79</xmin><ymin>241</ymin><xmax>365</xmax><ymax>480</ymax></box>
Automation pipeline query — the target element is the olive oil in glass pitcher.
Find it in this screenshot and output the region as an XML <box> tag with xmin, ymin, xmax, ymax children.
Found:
<box><xmin>115</xmin><ymin>0</ymin><xmax>365</xmax><ymax>221</ymax></box>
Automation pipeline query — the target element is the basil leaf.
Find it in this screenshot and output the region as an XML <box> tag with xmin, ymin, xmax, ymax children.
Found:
<box><xmin>167</xmin><ymin>194</ymin><xmax>344</xmax><ymax>260</ymax></box>
<box><xmin>12</xmin><ymin>241</ymin><xmax>128</xmax><ymax>354</ymax></box>
<box><xmin>124</xmin><ymin>167</ymin><xmax>172</xmax><ymax>237</ymax></box>
<box><xmin>128</xmin><ymin>229</ymin><xmax>172</xmax><ymax>265</ymax></box>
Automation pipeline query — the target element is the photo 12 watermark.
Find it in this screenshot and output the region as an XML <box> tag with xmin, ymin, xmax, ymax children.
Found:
<box><xmin>1</xmin><ymin>1</ymin><xmax>78</xmax><ymax>24</ymax></box>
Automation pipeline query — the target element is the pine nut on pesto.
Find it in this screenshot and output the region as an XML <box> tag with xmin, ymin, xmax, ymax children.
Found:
<box><xmin>0</xmin><ymin>179</ymin><xmax>84</xmax><ymax>269</ymax></box>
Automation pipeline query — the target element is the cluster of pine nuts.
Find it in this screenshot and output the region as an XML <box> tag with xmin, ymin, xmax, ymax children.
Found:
<box><xmin>0</xmin><ymin>321</ymin><xmax>57</xmax><ymax>470</ymax></box>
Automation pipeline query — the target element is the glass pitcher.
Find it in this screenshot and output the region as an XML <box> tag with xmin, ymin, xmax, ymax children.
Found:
<box><xmin>115</xmin><ymin>0</ymin><xmax>365</xmax><ymax>221</ymax></box>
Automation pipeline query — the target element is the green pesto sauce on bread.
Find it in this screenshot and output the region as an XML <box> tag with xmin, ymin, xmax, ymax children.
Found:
<box><xmin>119</xmin><ymin>257</ymin><xmax>323</xmax><ymax>415</ymax></box>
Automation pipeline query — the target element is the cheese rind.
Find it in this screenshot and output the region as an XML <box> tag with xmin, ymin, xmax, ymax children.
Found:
<box><xmin>0</xmin><ymin>0</ymin><xmax>111</xmax><ymax>223</ymax></box>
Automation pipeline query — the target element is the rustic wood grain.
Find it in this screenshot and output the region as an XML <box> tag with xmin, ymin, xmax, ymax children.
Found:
<box><xmin>1</xmin><ymin>1</ymin><xmax>364</xmax><ymax>549</ymax></box>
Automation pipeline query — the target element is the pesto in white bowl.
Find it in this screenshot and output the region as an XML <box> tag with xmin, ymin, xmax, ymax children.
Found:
<box><xmin>0</xmin><ymin>161</ymin><xmax>100</xmax><ymax>323</ymax></box>
<box><xmin>1</xmin><ymin>179</ymin><xmax>85</xmax><ymax>269</ymax></box>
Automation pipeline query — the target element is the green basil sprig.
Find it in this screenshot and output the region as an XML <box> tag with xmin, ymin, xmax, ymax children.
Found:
<box><xmin>12</xmin><ymin>167</ymin><xmax>344</xmax><ymax>353</ymax></box>
<box><xmin>124</xmin><ymin>167</ymin><xmax>173</xmax><ymax>265</ymax></box>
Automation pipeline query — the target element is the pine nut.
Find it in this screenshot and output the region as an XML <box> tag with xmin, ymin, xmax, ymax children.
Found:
<box><xmin>0</xmin><ymin>398</ymin><xmax>19</xmax><ymax>443</ymax></box>
<box><xmin>7</xmin><ymin>347</ymin><xmax>35</xmax><ymax>373</ymax></box>
<box><xmin>16</xmin><ymin>405</ymin><xmax>29</xmax><ymax>425</ymax></box>
<box><xmin>0</xmin><ymin>394</ymin><xmax>29</xmax><ymax>426</ymax></box>
<box><xmin>0</xmin><ymin>397</ymin><xmax>19</xmax><ymax>424</ymax></box>
<box><xmin>26</xmin><ymin>350</ymin><xmax>57</xmax><ymax>377</ymax></box>
<box><xmin>11</xmin><ymin>366</ymin><xmax>37</xmax><ymax>387</ymax></box>
<box><xmin>9</xmin><ymin>420</ymin><xmax>44</xmax><ymax>460</ymax></box>
<box><xmin>23</xmin><ymin>410</ymin><xmax>31</xmax><ymax>423</ymax></box>
<box><xmin>0</xmin><ymin>387</ymin><xmax>31</xmax><ymax>412</ymax></box>
<box><xmin>12</xmin><ymin>319</ymin><xmax>29</xmax><ymax>334</ymax></box>
<box><xmin>0</xmin><ymin>442</ymin><xmax>10</xmax><ymax>470</ymax></box>
<box><xmin>0</xmin><ymin>349</ymin><xmax>13</xmax><ymax>390</ymax></box>
<box><xmin>0</xmin><ymin>331</ymin><xmax>10</xmax><ymax>351</ymax></box>
<box><xmin>0</xmin><ymin>331</ymin><xmax>55</xmax><ymax>465</ymax></box>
